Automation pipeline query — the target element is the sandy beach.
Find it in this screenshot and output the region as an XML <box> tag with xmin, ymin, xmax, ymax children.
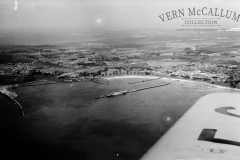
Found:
<box><xmin>105</xmin><ymin>75</ymin><xmax>240</xmax><ymax>92</ymax></box>
<box><xmin>105</xmin><ymin>75</ymin><xmax>159</xmax><ymax>80</ymax></box>
<box><xmin>166</xmin><ymin>77</ymin><xmax>240</xmax><ymax>92</ymax></box>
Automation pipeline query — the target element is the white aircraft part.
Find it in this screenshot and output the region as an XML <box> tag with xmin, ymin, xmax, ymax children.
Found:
<box><xmin>141</xmin><ymin>93</ymin><xmax>240</xmax><ymax>160</ymax></box>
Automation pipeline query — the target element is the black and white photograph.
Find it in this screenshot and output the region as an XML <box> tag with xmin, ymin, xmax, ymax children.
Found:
<box><xmin>0</xmin><ymin>0</ymin><xmax>240</xmax><ymax>159</ymax></box>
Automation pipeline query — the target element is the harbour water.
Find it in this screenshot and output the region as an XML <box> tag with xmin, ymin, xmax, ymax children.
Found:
<box><xmin>0</xmin><ymin>77</ymin><xmax>238</xmax><ymax>160</ymax></box>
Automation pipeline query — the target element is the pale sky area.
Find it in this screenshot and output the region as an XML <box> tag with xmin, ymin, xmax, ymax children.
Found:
<box><xmin>0</xmin><ymin>0</ymin><xmax>240</xmax><ymax>45</ymax></box>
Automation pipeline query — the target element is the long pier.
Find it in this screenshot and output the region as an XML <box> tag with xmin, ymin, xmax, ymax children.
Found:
<box><xmin>95</xmin><ymin>79</ymin><xmax>171</xmax><ymax>99</ymax></box>
<box><xmin>128</xmin><ymin>77</ymin><xmax>161</xmax><ymax>84</ymax></box>
<box><xmin>130</xmin><ymin>80</ymin><xmax>171</xmax><ymax>93</ymax></box>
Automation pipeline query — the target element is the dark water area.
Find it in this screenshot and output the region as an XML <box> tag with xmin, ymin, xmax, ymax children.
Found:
<box><xmin>0</xmin><ymin>78</ymin><xmax>235</xmax><ymax>160</ymax></box>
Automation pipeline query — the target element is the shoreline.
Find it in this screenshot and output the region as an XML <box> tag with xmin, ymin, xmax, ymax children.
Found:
<box><xmin>166</xmin><ymin>77</ymin><xmax>240</xmax><ymax>91</ymax></box>
<box><xmin>105</xmin><ymin>75</ymin><xmax>159</xmax><ymax>80</ymax></box>
<box><xmin>104</xmin><ymin>75</ymin><xmax>240</xmax><ymax>92</ymax></box>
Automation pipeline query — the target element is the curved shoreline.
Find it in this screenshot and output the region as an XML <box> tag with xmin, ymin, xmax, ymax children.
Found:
<box><xmin>105</xmin><ymin>75</ymin><xmax>159</xmax><ymax>80</ymax></box>
<box><xmin>104</xmin><ymin>75</ymin><xmax>240</xmax><ymax>92</ymax></box>
<box><xmin>166</xmin><ymin>77</ymin><xmax>240</xmax><ymax>92</ymax></box>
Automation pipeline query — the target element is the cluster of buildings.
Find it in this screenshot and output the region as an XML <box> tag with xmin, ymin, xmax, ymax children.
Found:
<box><xmin>0</xmin><ymin>62</ymin><xmax>56</xmax><ymax>83</ymax></box>
<box><xmin>38</xmin><ymin>51</ymin><xmax>141</xmax><ymax>69</ymax></box>
<box><xmin>0</xmin><ymin>63</ymin><xmax>32</xmax><ymax>76</ymax></box>
<box><xmin>166</xmin><ymin>62</ymin><xmax>234</xmax><ymax>81</ymax></box>
<box><xmin>152</xmin><ymin>62</ymin><xmax>240</xmax><ymax>88</ymax></box>
<box><xmin>1</xmin><ymin>50</ymin><xmax>240</xmax><ymax>88</ymax></box>
<box><xmin>70</xmin><ymin>62</ymin><xmax>240</xmax><ymax>88</ymax></box>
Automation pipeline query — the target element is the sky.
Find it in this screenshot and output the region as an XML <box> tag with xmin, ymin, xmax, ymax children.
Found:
<box><xmin>0</xmin><ymin>0</ymin><xmax>240</xmax><ymax>45</ymax></box>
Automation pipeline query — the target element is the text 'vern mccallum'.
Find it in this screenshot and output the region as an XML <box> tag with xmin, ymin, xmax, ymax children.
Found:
<box><xmin>158</xmin><ymin>7</ymin><xmax>240</xmax><ymax>22</ymax></box>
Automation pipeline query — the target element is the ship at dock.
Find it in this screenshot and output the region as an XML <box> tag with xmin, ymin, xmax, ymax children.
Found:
<box><xmin>107</xmin><ymin>90</ymin><xmax>128</xmax><ymax>97</ymax></box>
<box><xmin>95</xmin><ymin>78</ymin><xmax>171</xmax><ymax>99</ymax></box>
<box><xmin>95</xmin><ymin>90</ymin><xmax>129</xmax><ymax>99</ymax></box>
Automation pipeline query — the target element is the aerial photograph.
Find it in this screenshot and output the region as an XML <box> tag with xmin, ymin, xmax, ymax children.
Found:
<box><xmin>1</xmin><ymin>0</ymin><xmax>240</xmax><ymax>160</ymax></box>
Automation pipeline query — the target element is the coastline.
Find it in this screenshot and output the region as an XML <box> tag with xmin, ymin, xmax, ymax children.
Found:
<box><xmin>105</xmin><ymin>75</ymin><xmax>159</xmax><ymax>80</ymax></box>
<box><xmin>103</xmin><ymin>75</ymin><xmax>240</xmax><ymax>92</ymax></box>
<box><xmin>166</xmin><ymin>77</ymin><xmax>240</xmax><ymax>92</ymax></box>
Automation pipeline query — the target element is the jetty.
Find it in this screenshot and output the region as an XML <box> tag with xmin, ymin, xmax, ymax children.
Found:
<box><xmin>95</xmin><ymin>79</ymin><xmax>171</xmax><ymax>99</ymax></box>
<box><xmin>95</xmin><ymin>90</ymin><xmax>129</xmax><ymax>99</ymax></box>
<box><xmin>0</xmin><ymin>85</ymin><xmax>25</xmax><ymax>117</ymax></box>
<box><xmin>128</xmin><ymin>77</ymin><xmax>161</xmax><ymax>84</ymax></box>
<box><xmin>130</xmin><ymin>80</ymin><xmax>171</xmax><ymax>93</ymax></box>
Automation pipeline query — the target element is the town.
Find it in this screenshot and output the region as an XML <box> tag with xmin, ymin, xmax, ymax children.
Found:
<box><xmin>0</xmin><ymin>52</ymin><xmax>239</xmax><ymax>88</ymax></box>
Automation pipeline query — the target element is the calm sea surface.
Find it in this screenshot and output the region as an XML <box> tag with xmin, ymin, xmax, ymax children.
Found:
<box><xmin>0</xmin><ymin>77</ymin><xmax>237</xmax><ymax>160</ymax></box>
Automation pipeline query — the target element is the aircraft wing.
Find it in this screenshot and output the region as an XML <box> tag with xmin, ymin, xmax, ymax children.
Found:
<box><xmin>140</xmin><ymin>93</ymin><xmax>240</xmax><ymax>160</ymax></box>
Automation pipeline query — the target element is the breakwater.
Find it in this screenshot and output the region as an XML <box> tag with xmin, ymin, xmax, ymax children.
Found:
<box><xmin>128</xmin><ymin>77</ymin><xmax>161</xmax><ymax>84</ymax></box>
<box><xmin>95</xmin><ymin>79</ymin><xmax>171</xmax><ymax>99</ymax></box>
<box><xmin>130</xmin><ymin>79</ymin><xmax>171</xmax><ymax>93</ymax></box>
<box><xmin>0</xmin><ymin>92</ymin><xmax>25</xmax><ymax>117</ymax></box>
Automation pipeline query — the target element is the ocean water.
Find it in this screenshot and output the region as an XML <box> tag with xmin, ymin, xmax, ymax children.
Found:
<box><xmin>0</xmin><ymin>77</ymin><xmax>237</xmax><ymax>160</ymax></box>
